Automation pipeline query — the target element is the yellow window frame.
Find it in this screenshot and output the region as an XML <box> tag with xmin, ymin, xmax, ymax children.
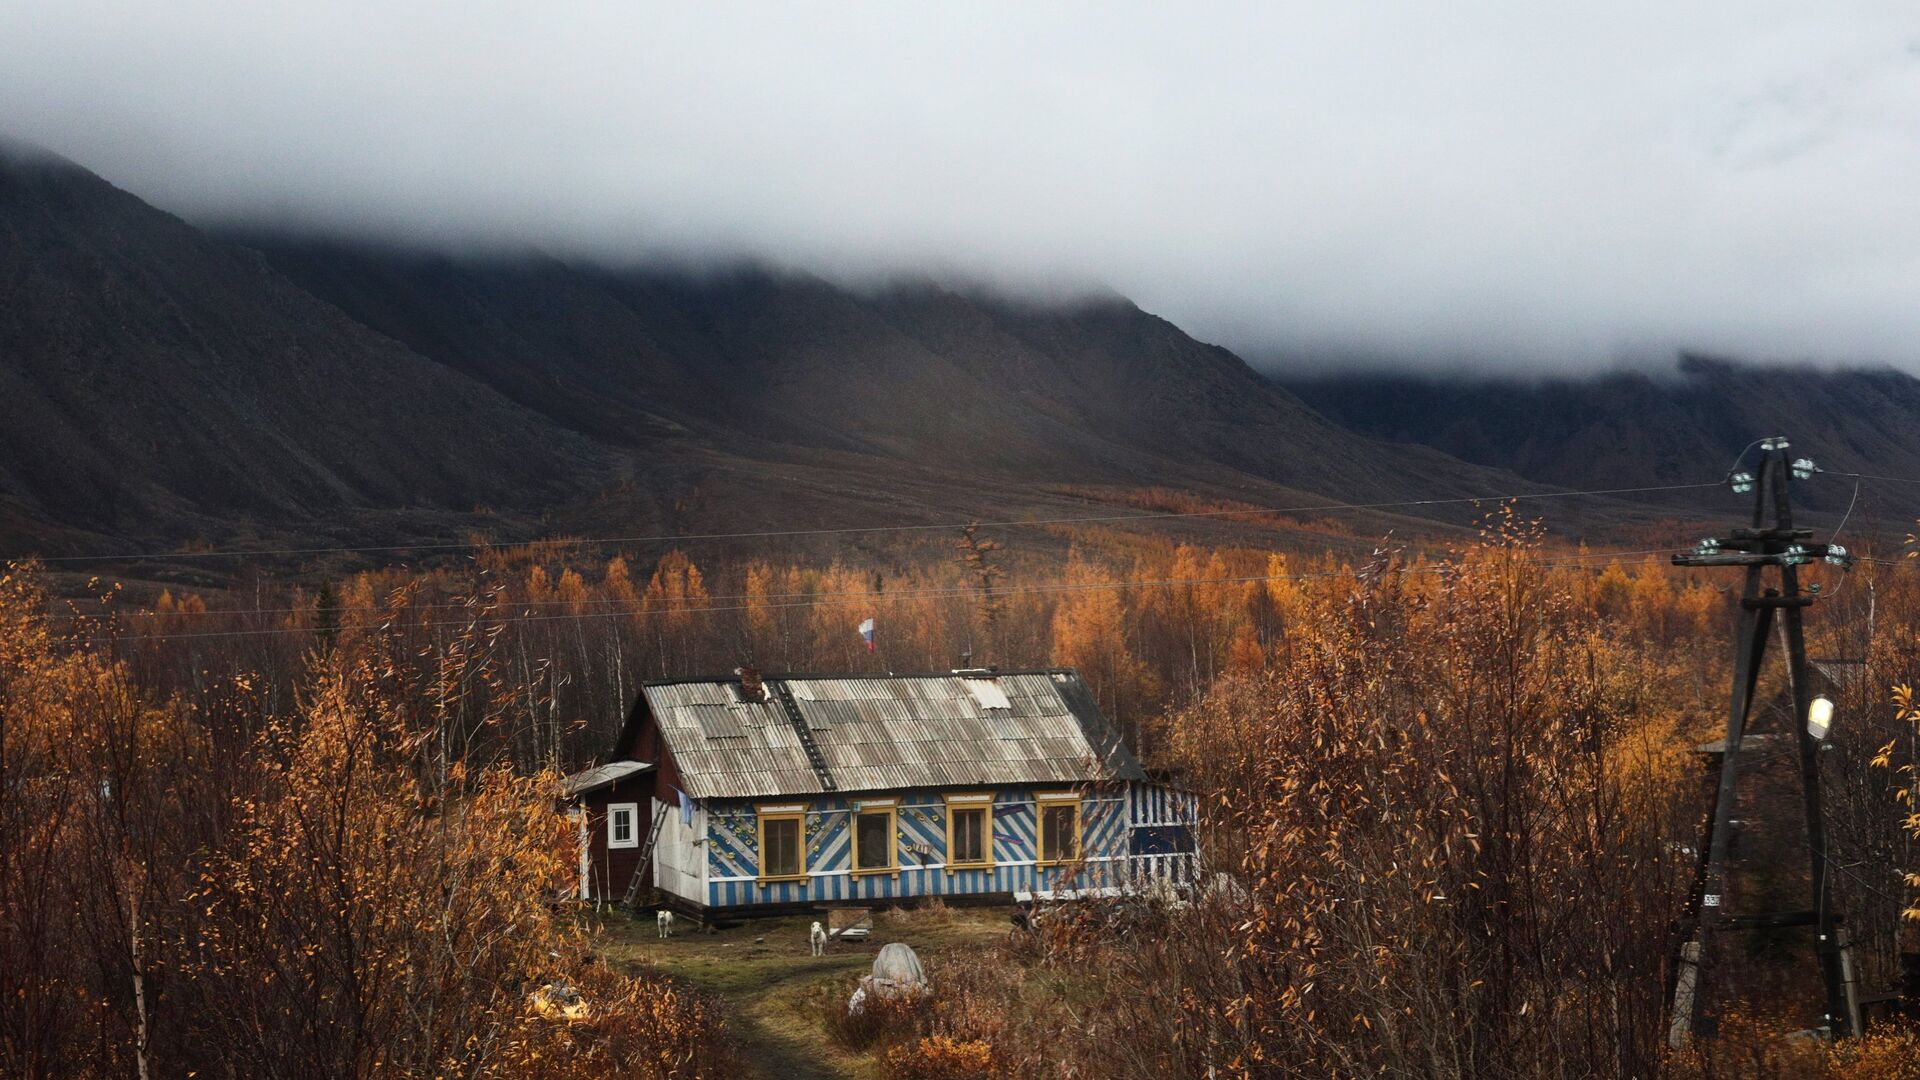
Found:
<box><xmin>755</xmin><ymin>803</ymin><xmax>809</xmax><ymax>885</ymax></box>
<box><xmin>943</xmin><ymin>792</ymin><xmax>996</xmax><ymax>869</ymax></box>
<box><xmin>1035</xmin><ymin>791</ymin><xmax>1082</xmax><ymax>867</ymax></box>
<box><xmin>850</xmin><ymin>797</ymin><xmax>899</xmax><ymax>877</ymax></box>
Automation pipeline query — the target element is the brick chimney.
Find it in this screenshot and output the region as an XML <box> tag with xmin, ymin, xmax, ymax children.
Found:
<box><xmin>735</xmin><ymin>665</ymin><xmax>766</xmax><ymax>703</ymax></box>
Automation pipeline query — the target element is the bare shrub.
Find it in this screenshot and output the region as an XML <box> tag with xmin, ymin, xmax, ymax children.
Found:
<box><xmin>825</xmin><ymin>985</ymin><xmax>930</xmax><ymax>1052</ymax></box>
<box><xmin>0</xmin><ymin>561</ymin><xmax>737</xmax><ymax>1079</ymax></box>
<box><xmin>884</xmin><ymin>518</ymin><xmax>1713</xmax><ymax>1079</ymax></box>
<box><xmin>1664</xmin><ymin>1012</ymin><xmax>1920</xmax><ymax>1080</ymax></box>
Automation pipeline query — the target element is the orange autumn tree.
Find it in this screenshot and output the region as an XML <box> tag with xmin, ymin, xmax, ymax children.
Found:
<box><xmin>641</xmin><ymin>549</ymin><xmax>713</xmax><ymax>676</ymax></box>
<box><xmin>0</xmin><ymin>563</ymin><xmax>211</xmax><ymax>1079</ymax></box>
<box><xmin>0</xmin><ymin>561</ymin><xmax>733</xmax><ymax>1079</ymax></box>
<box><xmin>177</xmin><ymin>648</ymin><xmax>551</xmax><ymax>1073</ymax></box>
<box><xmin>1170</xmin><ymin>514</ymin><xmax>1697</xmax><ymax>1078</ymax></box>
<box><xmin>1050</xmin><ymin>549</ymin><xmax>1158</xmax><ymax>749</ymax></box>
<box><xmin>174</xmin><ymin>649</ymin><xmax>730</xmax><ymax>1077</ymax></box>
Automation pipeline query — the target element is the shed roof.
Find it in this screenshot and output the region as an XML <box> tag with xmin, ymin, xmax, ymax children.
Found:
<box><xmin>560</xmin><ymin>759</ymin><xmax>653</xmax><ymax>797</ymax></box>
<box><xmin>624</xmin><ymin>669</ymin><xmax>1144</xmax><ymax>800</ymax></box>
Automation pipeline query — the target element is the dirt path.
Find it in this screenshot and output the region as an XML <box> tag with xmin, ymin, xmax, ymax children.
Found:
<box><xmin>729</xmin><ymin>964</ymin><xmax>868</xmax><ymax>1080</ymax></box>
<box><xmin>590</xmin><ymin>909</ymin><xmax>1005</xmax><ymax>1080</ymax></box>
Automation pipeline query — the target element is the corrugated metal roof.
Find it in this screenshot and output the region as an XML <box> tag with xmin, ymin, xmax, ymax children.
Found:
<box><xmin>560</xmin><ymin>759</ymin><xmax>653</xmax><ymax>797</ymax></box>
<box><xmin>640</xmin><ymin>669</ymin><xmax>1144</xmax><ymax>800</ymax></box>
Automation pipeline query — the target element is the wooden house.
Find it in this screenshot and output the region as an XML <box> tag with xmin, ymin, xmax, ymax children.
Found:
<box><xmin>561</xmin><ymin>668</ymin><xmax>1198</xmax><ymax>914</ymax></box>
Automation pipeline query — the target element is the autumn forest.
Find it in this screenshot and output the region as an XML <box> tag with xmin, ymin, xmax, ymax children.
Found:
<box><xmin>5</xmin><ymin>502</ymin><xmax>1920</xmax><ymax>1078</ymax></box>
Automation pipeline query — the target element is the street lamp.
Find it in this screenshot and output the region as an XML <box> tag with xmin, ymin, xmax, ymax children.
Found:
<box><xmin>1807</xmin><ymin>696</ymin><xmax>1835</xmax><ymax>742</ymax></box>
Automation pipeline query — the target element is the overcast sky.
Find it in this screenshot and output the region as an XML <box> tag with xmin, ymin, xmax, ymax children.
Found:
<box><xmin>5</xmin><ymin>3</ymin><xmax>1919</xmax><ymax>373</ymax></box>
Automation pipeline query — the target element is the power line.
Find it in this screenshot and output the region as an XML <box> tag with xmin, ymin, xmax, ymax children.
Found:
<box><xmin>1722</xmin><ymin>439</ymin><xmax>1767</xmax><ymax>480</ymax></box>
<box><xmin>62</xmin><ymin>550</ymin><xmax>1688</xmax><ymax>646</ymax></box>
<box><xmin>70</xmin><ymin>569</ymin><xmax>1358</xmax><ymax>645</ymax></box>
<box><xmin>1775</xmin><ymin>828</ymin><xmax>1916</xmax><ymax>915</ymax></box>
<box><xmin>1812</xmin><ymin>482</ymin><xmax>1869</xmax><ymax>601</ymax></box>
<box><xmin>23</xmin><ymin>481</ymin><xmax>1722</xmax><ymax>565</ymax></box>
<box><xmin>1819</xmin><ymin>469</ymin><xmax>1920</xmax><ymax>487</ymax></box>
<box><xmin>1856</xmin><ymin>557</ymin><xmax>1917</xmax><ymax>567</ymax></box>
<box><xmin>37</xmin><ymin>541</ymin><xmax>1685</xmax><ymax>622</ymax></box>
<box><xmin>1831</xmin><ymin>481</ymin><xmax>1863</xmax><ymax>542</ymax></box>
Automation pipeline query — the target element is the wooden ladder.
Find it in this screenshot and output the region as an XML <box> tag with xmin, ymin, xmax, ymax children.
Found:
<box><xmin>770</xmin><ymin>681</ymin><xmax>838</xmax><ymax>791</ymax></box>
<box><xmin>620</xmin><ymin>811</ymin><xmax>664</xmax><ymax>909</ymax></box>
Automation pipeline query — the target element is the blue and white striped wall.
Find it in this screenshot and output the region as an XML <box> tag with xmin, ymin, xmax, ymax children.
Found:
<box><xmin>698</xmin><ymin>783</ymin><xmax>1198</xmax><ymax>908</ymax></box>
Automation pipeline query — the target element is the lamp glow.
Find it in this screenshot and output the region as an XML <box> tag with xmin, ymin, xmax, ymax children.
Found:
<box><xmin>1807</xmin><ymin>696</ymin><xmax>1835</xmax><ymax>741</ymax></box>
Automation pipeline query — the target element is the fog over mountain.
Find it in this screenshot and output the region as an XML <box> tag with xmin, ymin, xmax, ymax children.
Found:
<box><xmin>8</xmin><ymin>143</ymin><xmax>1588</xmax><ymax>559</ymax></box>
<box><xmin>6</xmin><ymin>3</ymin><xmax>1920</xmax><ymax>373</ymax></box>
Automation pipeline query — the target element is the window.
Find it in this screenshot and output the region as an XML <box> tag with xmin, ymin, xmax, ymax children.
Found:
<box><xmin>1037</xmin><ymin>793</ymin><xmax>1079</xmax><ymax>866</ymax></box>
<box><xmin>756</xmin><ymin>804</ymin><xmax>807</xmax><ymax>882</ymax></box>
<box><xmin>853</xmin><ymin>799</ymin><xmax>897</xmax><ymax>875</ymax></box>
<box><xmin>944</xmin><ymin>793</ymin><xmax>994</xmax><ymax>868</ymax></box>
<box><xmin>607</xmin><ymin>802</ymin><xmax>639</xmax><ymax>849</ymax></box>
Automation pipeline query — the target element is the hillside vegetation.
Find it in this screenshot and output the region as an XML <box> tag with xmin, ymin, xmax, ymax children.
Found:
<box><xmin>6</xmin><ymin>507</ymin><xmax>1920</xmax><ymax>1076</ymax></box>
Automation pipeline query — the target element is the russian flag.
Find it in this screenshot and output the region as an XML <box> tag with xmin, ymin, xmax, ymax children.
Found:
<box><xmin>858</xmin><ymin>617</ymin><xmax>876</xmax><ymax>652</ymax></box>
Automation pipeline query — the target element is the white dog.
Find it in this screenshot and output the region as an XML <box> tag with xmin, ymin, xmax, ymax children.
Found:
<box><xmin>656</xmin><ymin>909</ymin><xmax>674</xmax><ymax>939</ymax></box>
<box><xmin>809</xmin><ymin>921</ymin><xmax>828</xmax><ymax>956</ymax></box>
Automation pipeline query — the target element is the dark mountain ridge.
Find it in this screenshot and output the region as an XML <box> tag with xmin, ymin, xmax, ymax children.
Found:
<box><xmin>1283</xmin><ymin>355</ymin><xmax>1920</xmax><ymax>514</ymax></box>
<box><xmin>1</xmin><ymin>139</ymin><xmax>1832</xmax><ymax>572</ymax></box>
<box><xmin>233</xmin><ymin>233</ymin><xmax>1499</xmax><ymax>503</ymax></box>
<box><xmin>0</xmin><ymin>143</ymin><xmax>611</xmax><ymax>548</ymax></box>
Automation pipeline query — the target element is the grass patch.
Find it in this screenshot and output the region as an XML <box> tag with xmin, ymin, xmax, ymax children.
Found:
<box><xmin>584</xmin><ymin>905</ymin><xmax>1008</xmax><ymax>1080</ymax></box>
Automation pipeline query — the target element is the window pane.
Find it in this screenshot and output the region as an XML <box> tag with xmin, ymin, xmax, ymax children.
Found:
<box><xmin>610</xmin><ymin>808</ymin><xmax>632</xmax><ymax>844</ymax></box>
<box><xmin>951</xmin><ymin>809</ymin><xmax>983</xmax><ymax>863</ymax></box>
<box><xmin>1042</xmin><ymin>805</ymin><xmax>1076</xmax><ymax>861</ymax></box>
<box><xmin>857</xmin><ymin>813</ymin><xmax>891</xmax><ymax>869</ymax></box>
<box><xmin>764</xmin><ymin>818</ymin><xmax>800</xmax><ymax>877</ymax></box>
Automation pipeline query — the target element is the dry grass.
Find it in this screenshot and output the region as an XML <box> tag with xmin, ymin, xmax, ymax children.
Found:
<box><xmin>823</xmin><ymin>989</ymin><xmax>929</xmax><ymax>1052</ymax></box>
<box><xmin>1665</xmin><ymin>1012</ymin><xmax>1920</xmax><ymax>1080</ymax></box>
<box><xmin>884</xmin><ymin>1036</ymin><xmax>1001</xmax><ymax>1080</ymax></box>
<box><xmin>589</xmin><ymin>906</ymin><xmax>1006</xmax><ymax>1080</ymax></box>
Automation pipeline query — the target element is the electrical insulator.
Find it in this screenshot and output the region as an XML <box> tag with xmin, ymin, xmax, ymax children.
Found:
<box><xmin>1730</xmin><ymin>471</ymin><xmax>1755</xmax><ymax>494</ymax></box>
<box><xmin>1825</xmin><ymin>545</ymin><xmax>1849</xmax><ymax>566</ymax></box>
<box><xmin>1697</xmin><ymin>538</ymin><xmax>1721</xmax><ymax>554</ymax></box>
<box><xmin>1783</xmin><ymin>545</ymin><xmax>1811</xmax><ymax>566</ymax></box>
<box><xmin>1792</xmin><ymin>458</ymin><xmax>1816</xmax><ymax>480</ymax></box>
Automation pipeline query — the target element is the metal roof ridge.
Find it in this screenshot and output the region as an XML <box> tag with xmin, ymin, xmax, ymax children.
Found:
<box><xmin>641</xmin><ymin>667</ymin><xmax>1078</xmax><ymax>688</ymax></box>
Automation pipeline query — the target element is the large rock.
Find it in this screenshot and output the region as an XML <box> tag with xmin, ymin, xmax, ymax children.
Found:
<box><xmin>848</xmin><ymin>943</ymin><xmax>931</xmax><ymax>1016</ymax></box>
<box><xmin>872</xmin><ymin>942</ymin><xmax>928</xmax><ymax>987</ymax></box>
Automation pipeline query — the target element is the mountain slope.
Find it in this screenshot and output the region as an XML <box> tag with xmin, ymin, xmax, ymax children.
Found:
<box><xmin>1283</xmin><ymin>356</ymin><xmax>1920</xmax><ymax>511</ymax></box>
<box><xmin>0</xmin><ymin>143</ymin><xmax>611</xmax><ymax>545</ymax></box>
<box><xmin>239</xmin><ymin>237</ymin><xmax>1515</xmax><ymax>505</ymax></box>
<box><xmin>5</xmin><ymin>140</ymin><xmax>1675</xmax><ymax>568</ymax></box>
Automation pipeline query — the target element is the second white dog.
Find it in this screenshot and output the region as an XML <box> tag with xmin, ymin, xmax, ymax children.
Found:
<box><xmin>656</xmin><ymin>909</ymin><xmax>674</xmax><ymax>939</ymax></box>
<box><xmin>809</xmin><ymin>920</ymin><xmax>828</xmax><ymax>956</ymax></box>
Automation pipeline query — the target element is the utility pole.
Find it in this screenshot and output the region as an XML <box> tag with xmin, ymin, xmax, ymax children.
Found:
<box><xmin>1666</xmin><ymin>437</ymin><xmax>1860</xmax><ymax>1045</ymax></box>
